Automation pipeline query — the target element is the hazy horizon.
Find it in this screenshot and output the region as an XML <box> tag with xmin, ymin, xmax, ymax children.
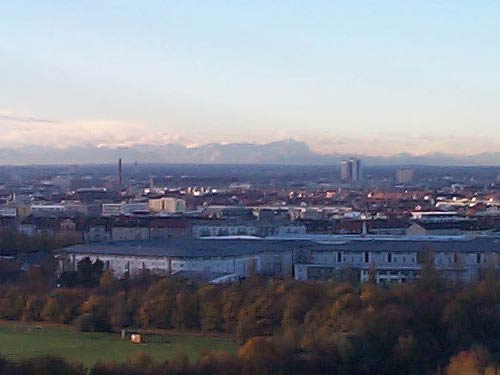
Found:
<box><xmin>1</xmin><ymin>1</ymin><xmax>499</xmax><ymax>157</ymax></box>
<box><xmin>0</xmin><ymin>138</ymin><xmax>500</xmax><ymax>166</ymax></box>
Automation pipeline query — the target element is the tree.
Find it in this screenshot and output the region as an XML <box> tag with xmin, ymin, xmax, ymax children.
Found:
<box><xmin>281</xmin><ymin>283</ymin><xmax>319</xmax><ymax>328</ymax></box>
<box><xmin>236</xmin><ymin>311</ymin><xmax>259</xmax><ymax>344</ymax></box>
<box><xmin>195</xmin><ymin>351</ymin><xmax>241</xmax><ymax>375</ymax></box>
<box><xmin>239</xmin><ymin>337</ymin><xmax>284</xmax><ymax>375</ymax></box>
<box><xmin>41</xmin><ymin>289</ymin><xmax>86</xmax><ymax>323</ymax></box>
<box><xmin>23</xmin><ymin>295</ymin><xmax>46</xmax><ymax>322</ymax></box>
<box><xmin>11</xmin><ymin>356</ymin><xmax>85</xmax><ymax>375</ymax></box>
<box><xmin>446</xmin><ymin>348</ymin><xmax>498</xmax><ymax>375</ymax></box>
<box><xmin>137</xmin><ymin>279</ymin><xmax>177</xmax><ymax>329</ymax></box>
<box><xmin>76</xmin><ymin>257</ymin><xmax>104</xmax><ymax>288</ymax></box>
<box><xmin>198</xmin><ymin>285</ymin><xmax>223</xmax><ymax>331</ymax></box>
<box><xmin>173</xmin><ymin>291</ymin><xmax>200</xmax><ymax>330</ymax></box>
<box><xmin>98</xmin><ymin>270</ymin><xmax>119</xmax><ymax>295</ymax></box>
<box><xmin>221</xmin><ymin>286</ymin><xmax>243</xmax><ymax>332</ymax></box>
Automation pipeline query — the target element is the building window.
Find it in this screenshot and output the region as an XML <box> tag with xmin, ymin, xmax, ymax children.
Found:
<box><xmin>387</xmin><ymin>253</ymin><xmax>392</xmax><ymax>263</ymax></box>
<box><xmin>364</xmin><ymin>251</ymin><xmax>370</xmax><ymax>263</ymax></box>
<box><xmin>337</xmin><ymin>251</ymin><xmax>342</xmax><ymax>263</ymax></box>
<box><xmin>476</xmin><ymin>253</ymin><xmax>481</xmax><ymax>264</ymax></box>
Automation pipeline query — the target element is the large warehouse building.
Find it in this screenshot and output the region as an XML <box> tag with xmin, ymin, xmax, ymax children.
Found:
<box><xmin>58</xmin><ymin>235</ymin><xmax>500</xmax><ymax>284</ymax></box>
<box><xmin>59</xmin><ymin>238</ymin><xmax>302</xmax><ymax>282</ymax></box>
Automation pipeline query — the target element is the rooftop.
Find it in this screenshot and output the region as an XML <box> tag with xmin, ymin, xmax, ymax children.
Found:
<box><xmin>61</xmin><ymin>238</ymin><xmax>312</xmax><ymax>258</ymax></box>
<box><xmin>60</xmin><ymin>234</ymin><xmax>500</xmax><ymax>258</ymax></box>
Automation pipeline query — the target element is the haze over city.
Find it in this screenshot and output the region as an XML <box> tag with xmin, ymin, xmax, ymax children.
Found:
<box><xmin>3</xmin><ymin>2</ymin><xmax>500</xmax><ymax>374</ymax></box>
<box><xmin>1</xmin><ymin>1</ymin><xmax>500</xmax><ymax>163</ymax></box>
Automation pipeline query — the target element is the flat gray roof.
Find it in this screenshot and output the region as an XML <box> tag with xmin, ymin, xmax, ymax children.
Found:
<box><xmin>61</xmin><ymin>236</ymin><xmax>500</xmax><ymax>258</ymax></box>
<box><xmin>318</xmin><ymin>237</ymin><xmax>500</xmax><ymax>253</ymax></box>
<box><xmin>62</xmin><ymin>238</ymin><xmax>311</xmax><ymax>258</ymax></box>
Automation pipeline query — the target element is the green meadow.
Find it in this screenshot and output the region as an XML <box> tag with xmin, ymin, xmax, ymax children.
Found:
<box><xmin>0</xmin><ymin>323</ymin><xmax>237</xmax><ymax>367</ymax></box>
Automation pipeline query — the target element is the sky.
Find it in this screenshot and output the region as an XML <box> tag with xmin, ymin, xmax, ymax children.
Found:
<box><xmin>1</xmin><ymin>1</ymin><xmax>499</xmax><ymax>157</ymax></box>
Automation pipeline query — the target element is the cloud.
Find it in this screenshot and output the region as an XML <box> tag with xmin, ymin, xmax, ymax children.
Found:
<box><xmin>301</xmin><ymin>133</ymin><xmax>500</xmax><ymax>156</ymax></box>
<box><xmin>0</xmin><ymin>110</ymin><xmax>58</xmax><ymax>124</ymax></box>
<box><xmin>0</xmin><ymin>110</ymin><xmax>198</xmax><ymax>149</ymax></box>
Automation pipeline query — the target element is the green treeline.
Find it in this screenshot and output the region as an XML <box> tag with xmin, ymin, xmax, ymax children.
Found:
<box><xmin>0</xmin><ymin>259</ymin><xmax>499</xmax><ymax>374</ymax></box>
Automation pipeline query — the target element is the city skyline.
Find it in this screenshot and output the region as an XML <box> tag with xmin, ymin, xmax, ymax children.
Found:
<box><xmin>2</xmin><ymin>3</ymin><xmax>500</xmax><ymax>374</ymax></box>
<box><xmin>1</xmin><ymin>1</ymin><xmax>499</xmax><ymax>157</ymax></box>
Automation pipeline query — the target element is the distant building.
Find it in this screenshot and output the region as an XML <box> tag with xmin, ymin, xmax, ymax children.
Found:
<box><xmin>85</xmin><ymin>224</ymin><xmax>111</xmax><ymax>243</ymax></box>
<box><xmin>111</xmin><ymin>226</ymin><xmax>150</xmax><ymax>242</ymax></box>
<box><xmin>30</xmin><ymin>204</ymin><xmax>66</xmax><ymax>217</ymax></box>
<box><xmin>102</xmin><ymin>202</ymin><xmax>149</xmax><ymax>217</ymax></box>
<box><xmin>58</xmin><ymin>235</ymin><xmax>500</xmax><ymax>284</ymax></box>
<box><xmin>350</xmin><ymin>158</ymin><xmax>361</xmax><ymax>182</ymax></box>
<box><xmin>192</xmin><ymin>223</ymin><xmax>258</xmax><ymax>237</ymax></box>
<box><xmin>291</xmin><ymin>235</ymin><xmax>500</xmax><ymax>284</ymax></box>
<box><xmin>149</xmin><ymin>198</ymin><xmax>186</xmax><ymax>214</ymax></box>
<box><xmin>341</xmin><ymin>159</ymin><xmax>361</xmax><ymax>183</ymax></box>
<box><xmin>150</xmin><ymin>218</ymin><xmax>189</xmax><ymax>239</ymax></box>
<box><xmin>59</xmin><ymin>238</ymin><xmax>295</xmax><ymax>279</ymax></box>
<box><xmin>101</xmin><ymin>203</ymin><xmax>123</xmax><ymax>217</ymax></box>
<box><xmin>340</xmin><ymin>160</ymin><xmax>352</xmax><ymax>182</ymax></box>
<box><xmin>30</xmin><ymin>202</ymin><xmax>87</xmax><ymax>217</ymax></box>
<box><xmin>406</xmin><ymin>221</ymin><xmax>493</xmax><ymax>236</ymax></box>
<box><xmin>410</xmin><ymin>211</ymin><xmax>468</xmax><ymax>223</ymax></box>
<box><xmin>0</xmin><ymin>207</ymin><xmax>17</xmax><ymax>218</ymax></box>
<box><xmin>122</xmin><ymin>202</ymin><xmax>149</xmax><ymax>215</ymax></box>
<box><xmin>9</xmin><ymin>204</ymin><xmax>31</xmax><ymax>218</ymax></box>
<box><xmin>396</xmin><ymin>168</ymin><xmax>415</xmax><ymax>184</ymax></box>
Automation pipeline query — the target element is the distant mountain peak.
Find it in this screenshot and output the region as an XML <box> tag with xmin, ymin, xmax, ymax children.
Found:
<box><xmin>0</xmin><ymin>139</ymin><xmax>499</xmax><ymax>165</ymax></box>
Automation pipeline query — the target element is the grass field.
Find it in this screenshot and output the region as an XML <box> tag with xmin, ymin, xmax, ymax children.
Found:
<box><xmin>0</xmin><ymin>322</ymin><xmax>237</xmax><ymax>366</ymax></box>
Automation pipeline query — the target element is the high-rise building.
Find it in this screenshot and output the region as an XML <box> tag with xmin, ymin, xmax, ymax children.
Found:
<box><xmin>118</xmin><ymin>158</ymin><xmax>123</xmax><ymax>187</ymax></box>
<box><xmin>350</xmin><ymin>158</ymin><xmax>361</xmax><ymax>182</ymax></box>
<box><xmin>340</xmin><ymin>160</ymin><xmax>352</xmax><ymax>182</ymax></box>
<box><xmin>396</xmin><ymin>168</ymin><xmax>415</xmax><ymax>184</ymax></box>
<box><xmin>341</xmin><ymin>159</ymin><xmax>361</xmax><ymax>183</ymax></box>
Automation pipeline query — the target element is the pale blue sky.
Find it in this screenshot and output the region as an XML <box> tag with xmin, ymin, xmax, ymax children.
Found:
<box><xmin>1</xmin><ymin>1</ymin><xmax>499</xmax><ymax>155</ymax></box>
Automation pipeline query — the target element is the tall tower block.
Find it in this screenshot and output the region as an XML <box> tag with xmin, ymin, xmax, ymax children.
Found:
<box><xmin>118</xmin><ymin>158</ymin><xmax>123</xmax><ymax>188</ymax></box>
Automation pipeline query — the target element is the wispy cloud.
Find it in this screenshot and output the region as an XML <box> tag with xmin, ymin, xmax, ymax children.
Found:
<box><xmin>0</xmin><ymin>111</ymin><xmax>58</xmax><ymax>124</ymax></box>
<box><xmin>301</xmin><ymin>133</ymin><xmax>500</xmax><ymax>156</ymax></box>
<box><xmin>0</xmin><ymin>110</ymin><xmax>198</xmax><ymax>149</ymax></box>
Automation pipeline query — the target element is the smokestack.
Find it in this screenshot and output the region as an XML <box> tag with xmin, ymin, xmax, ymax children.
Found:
<box><xmin>118</xmin><ymin>158</ymin><xmax>122</xmax><ymax>188</ymax></box>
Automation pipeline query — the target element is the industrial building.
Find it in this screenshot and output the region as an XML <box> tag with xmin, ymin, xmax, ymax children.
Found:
<box><xmin>58</xmin><ymin>238</ymin><xmax>298</xmax><ymax>281</ymax></box>
<box><xmin>58</xmin><ymin>235</ymin><xmax>500</xmax><ymax>284</ymax></box>
<box><xmin>292</xmin><ymin>235</ymin><xmax>500</xmax><ymax>283</ymax></box>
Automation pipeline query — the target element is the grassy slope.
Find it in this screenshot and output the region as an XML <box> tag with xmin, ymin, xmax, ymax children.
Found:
<box><xmin>0</xmin><ymin>323</ymin><xmax>237</xmax><ymax>366</ymax></box>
